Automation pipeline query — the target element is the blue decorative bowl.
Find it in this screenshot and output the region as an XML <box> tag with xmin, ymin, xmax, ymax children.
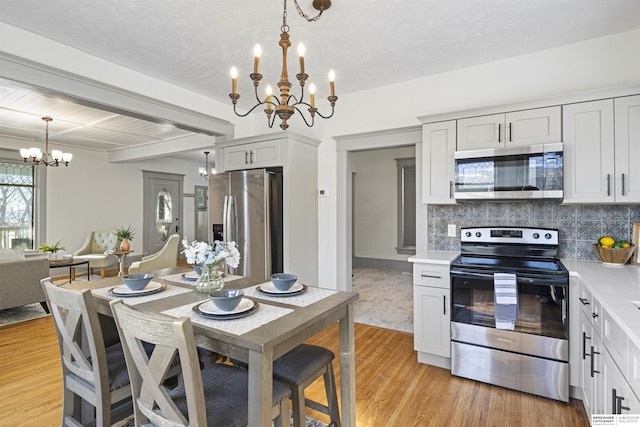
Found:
<box><xmin>270</xmin><ymin>273</ymin><xmax>298</xmax><ymax>291</ymax></box>
<box><xmin>123</xmin><ymin>273</ymin><xmax>154</xmax><ymax>291</ymax></box>
<box><xmin>209</xmin><ymin>289</ymin><xmax>244</xmax><ymax>311</ymax></box>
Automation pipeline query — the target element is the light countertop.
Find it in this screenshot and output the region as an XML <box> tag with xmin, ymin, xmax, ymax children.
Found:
<box><xmin>562</xmin><ymin>259</ymin><xmax>640</xmax><ymax>350</ymax></box>
<box><xmin>408</xmin><ymin>251</ymin><xmax>459</xmax><ymax>265</ymax></box>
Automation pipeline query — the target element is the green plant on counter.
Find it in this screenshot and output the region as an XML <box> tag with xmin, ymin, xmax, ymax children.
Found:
<box><xmin>36</xmin><ymin>240</ymin><xmax>65</xmax><ymax>253</ymax></box>
<box><xmin>115</xmin><ymin>225</ymin><xmax>135</xmax><ymax>241</ymax></box>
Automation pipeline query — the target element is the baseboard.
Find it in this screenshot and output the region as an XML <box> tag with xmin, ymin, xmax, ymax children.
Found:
<box><xmin>353</xmin><ymin>257</ymin><xmax>411</xmax><ymax>272</ymax></box>
<box><xmin>417</xmin><ymin>352</ymin><xmax>451</xmax><ymax>370</ymax></box>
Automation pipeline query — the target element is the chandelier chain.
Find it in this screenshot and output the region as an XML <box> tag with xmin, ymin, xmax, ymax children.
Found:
<box><xmin>292</xmin><ymin>0</ymin><xmax>324</xmax><ymax>22</ymax></box>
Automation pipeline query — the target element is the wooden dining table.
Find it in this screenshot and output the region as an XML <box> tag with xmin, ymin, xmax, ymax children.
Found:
<box><xmin>65</xmin><ymin>267</ymin><xmax>359</xmax><ymax>427</ymax></box>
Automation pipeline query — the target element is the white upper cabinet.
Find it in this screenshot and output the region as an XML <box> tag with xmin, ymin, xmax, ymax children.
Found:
<box><xmin>456</xmin><ymin>106</ymin><xmax>561</xmax><ymax>151</ymax></box>
<box><xmin>563</xmin><ymin>95</ymin><xmax>640</xmax><ymax>204</ymax></box>
<box><xmin>614</xmin><ymin>95</ymin><xmax>640</xmax><ymax>203</ymax></box>
<box><xmin>421</xmin><ymin>121</ymin><xmax>456</xmax><ymax>204</ymax></box>
<box><xmin>224</xmin><ymin>139</ymin><xmax>282</xmax><ymax>171</ymax></box>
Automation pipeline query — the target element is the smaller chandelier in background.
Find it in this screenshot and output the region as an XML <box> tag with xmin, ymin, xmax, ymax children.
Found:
<box><xmin>229</xmin><ymin>0</ymin><xmax>337</xmax><ymax>131</ymax></box>
<box><xmin>20</xmin><ymin>116</ymin><xmax>72</xmax><ymax>167</ymax></box>
<box><xmin>199</xmin><ymin>151</ymin><xmax>216</xmax><ymax>178</ymax></box>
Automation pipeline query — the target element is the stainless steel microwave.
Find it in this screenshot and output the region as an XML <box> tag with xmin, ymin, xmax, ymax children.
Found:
<box><xmin>454</xmin><ymin>143</ymin><xmax>563</xmax><ymax>200</ymax></box>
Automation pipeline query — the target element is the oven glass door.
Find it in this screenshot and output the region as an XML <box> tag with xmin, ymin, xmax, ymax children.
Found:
<box><xmin>451</xmin><ymin>271</ymin><xmax>568</xmax><ymax>340</ymax></box>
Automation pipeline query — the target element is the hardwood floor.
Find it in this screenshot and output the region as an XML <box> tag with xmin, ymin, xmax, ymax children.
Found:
<box><xmin>0</xmin><ymin>316</ymin><xmax>589</xmax><ymax>426</ymax></box>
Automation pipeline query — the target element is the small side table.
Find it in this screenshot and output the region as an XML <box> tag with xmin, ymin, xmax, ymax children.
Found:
<box><xmin>113</xmin><ymin>250</ymin><xmax>134</xmax><ymax>277</ymax></box>
<box><xmin>49</xmin><ymin>258</ymin><xmax>90</xmax><ymax>285</ymax></box>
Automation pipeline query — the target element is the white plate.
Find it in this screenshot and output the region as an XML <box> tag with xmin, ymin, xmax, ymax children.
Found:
<box><xmin>110</xmin><ymin>281</ymin><xmax>164</xmax><ymax>296</ymax></box>
<box><xmin>198</xmin><ymin>298</ymin><xmax>255</xmax><ymax>315</ymax></box>
<box><xmin>181</xmin><ymin>272</ymin><xmax>199</xmax><ymax>280</ymax></box>
<box><xmin>259</xmin><ymin>282</ymin><xmax>304</xmax><ymax>294</ymax></box>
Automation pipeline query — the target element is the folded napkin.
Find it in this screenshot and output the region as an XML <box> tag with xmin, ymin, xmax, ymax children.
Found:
<box><xmin>494</xmin><ymin>272</ymin><xmax>519</xmax><ymax>330</ymax></box>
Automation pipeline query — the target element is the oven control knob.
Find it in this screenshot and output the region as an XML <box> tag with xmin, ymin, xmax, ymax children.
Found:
<box><xmin>475</xmin><ymin>232</ymin><xmax>482</xmax><ymax>238</ymax></box>
<box><xmin>545</xmin><ymin>233</ymin><xmax>552</xmax><ymax>239</ymax></box>
<box><xmin>533</xmin><ymin>233</ymin><xmax>540</xmax><ymax>239</ymax></box>
<box><xmin>465</xmin><ymin>232</ymin><xmax>472</xmax><ymax>238</ymax></box>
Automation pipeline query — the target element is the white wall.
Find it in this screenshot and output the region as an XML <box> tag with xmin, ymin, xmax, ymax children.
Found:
<box><xmin>352</xmin><ymin>146</ymin><xmax>415</xmax><ymax>261</ymax></box>
<box><xmin>316</xmin><ymin>29</ymin><xmax>640</xmax><ymax>288</ymax></box>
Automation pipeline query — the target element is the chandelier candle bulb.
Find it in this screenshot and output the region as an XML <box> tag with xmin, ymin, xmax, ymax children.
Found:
<box><xmin>253</xmin><ymin>44</ymin><xmax>261</xmax><ymax>74</ymax></box>
<box><xmin>328</xmin><ymin>69</ymin><xmax>335</xmax><ymax>97</ymax></box>
<box><xmin>309</xmin><ymin>83</ymin><xmax>316</xmax><ymax>108</ymax></box>
<box><xmin>230</xmin><ymin>67</ymin><xmax>238</xmax><ymax>94</ymax></box>
<box><xmin>298</xmin><ymin>42</ymin><xmax>305</xmax><ymax>74</ymax></box>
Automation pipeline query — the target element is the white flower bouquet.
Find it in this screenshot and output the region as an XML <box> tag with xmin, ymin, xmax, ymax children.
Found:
<box><xmin>181</xmin><ymin>239</ymin><xmax>241</xmax><ymax>269</ymax></box>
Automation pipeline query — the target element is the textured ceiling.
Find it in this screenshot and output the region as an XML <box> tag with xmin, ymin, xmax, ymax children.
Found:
<box><xmin>1</xmin><ymin>0</ymin><xmax>640</xmax><ymax>158</ymax></box>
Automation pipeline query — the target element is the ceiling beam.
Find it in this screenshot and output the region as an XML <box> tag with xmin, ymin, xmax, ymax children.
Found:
<box><xmin>0</xmin><ymin>52</ymin><xmax>235</xmax><ymax>139</ymax></box>
<box><xmin>106</xmin><ymin>133</ymin><xmax>216</xmax><ymax>163</ymax></box>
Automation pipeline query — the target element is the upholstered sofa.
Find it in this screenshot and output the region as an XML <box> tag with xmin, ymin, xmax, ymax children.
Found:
<box><xmin>73</xmin><ymin>231</ymin><xmax>118</xmax><ymax>278</ymax></box>
<box><xmin>0</xmin><ymin>257</ymin><xmax>50</xmax><ymax>312</ymax></box>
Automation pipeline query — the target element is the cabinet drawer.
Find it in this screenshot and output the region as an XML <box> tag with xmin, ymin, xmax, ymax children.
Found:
<box><xmin>413</xmin><ymin>263</ymin><xmax>450</xmax><ymax>288</ymax></box>
<box><xmin>578</xmin><ymin>284</ymin><xmax>594</xmax><ymax>322</ymax></box>
<box><xmin>602</xmin><ymin>308</ymin><xmax>628</xmax><ymax>376</ymax></box>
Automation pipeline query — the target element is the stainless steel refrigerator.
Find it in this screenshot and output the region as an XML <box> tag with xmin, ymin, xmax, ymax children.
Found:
<box><xmin>208</xmin><ymin>168</ymin><xmax>283</xmax><ymax>281</ymax></box>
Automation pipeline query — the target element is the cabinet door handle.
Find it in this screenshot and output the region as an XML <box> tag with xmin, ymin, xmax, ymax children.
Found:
<box><xmin>621</xmin><ymin>173</ymin><xmax>626</xmax><ymax>196</ymax></box>
<box><xmin>592</xmin><ymin>312</ymin><xmax>598</xmax><ymax>319</ymax></box>
<box><xmin>590</xmin><ymin>346</ymin><xmax>600</xmax><ymax>377</ymax></box>
<box><xmin>449</xmin><ymin>181</ymin><xmax>453</xmax><ymax>199</ymax></box>
<box><xmin>244</xmin><ymin>151</ymin><xmax>249</xmax><ymax>165</ymax></box>
<box><xmin>579</xmin><ymin>297</ymin><xmax>590</xmax><ymax>306</ymax></box>
<box><xmin>607</xmin><ymin>174</ymin><xmax>611</xmax><ymax>196</ymax></box>
<box><xmin>421</xmin><ymin>274</ymin><xmax>441</xmax><ymax>279</ymax></box>
<box><xmin>582</xmin><ymin>331</ymin><xmax>591</xmax><ymax>360</ymax></box>
<box><xmin>249</xmin><ymin>150</ymin><xmax>255</xmax><ymax>164</ymax></box>
<box><xmin>443</xmin><ymin>295</ymin><xmax>446</xmax><ymax>315</ymax></box>
<box><xmin>612</xmin><ymin>389</ymin><xmax>630</xmax><ymax>414</ymax></box>
<box><xmin>498</xmin><ymin>123</ymin><xmax>502</xmax><ymax>143</ymax></box>
<box><xmin>509</xmin><ymin>122</ymin><xmax>512</xmax><ymax>142</ymax></box>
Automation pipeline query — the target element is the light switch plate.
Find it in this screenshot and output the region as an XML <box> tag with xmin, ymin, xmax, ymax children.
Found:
<box><xmin>448</xmin><ymin>224</ymin><xmax>457</xmax><ymax>237</ymax></box>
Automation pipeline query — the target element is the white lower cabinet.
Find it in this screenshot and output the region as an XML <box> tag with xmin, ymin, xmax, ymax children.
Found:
<box><xmin>603</xmin><ymin>347</ymin><xmax>640</xmax><ymax>416</ymax></box>
<box><xmin>412</xmin><ymin>262</ymin><xmax>450</xmax><ymax>367</ymax></box>
<box><xmin>580</xmin><ymin>308</ymin><xmax>604</xmax><ymax>424</ymax></box>
<box><xmin>576</xmin><ymin>279</ymin><xmax>640</xmax><ymax>425</ymax></box>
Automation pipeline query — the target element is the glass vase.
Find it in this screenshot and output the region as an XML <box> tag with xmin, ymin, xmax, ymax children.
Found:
<box><xmin>195</xmin><ymin>263</ymin><xmax>225</xmax><ymax>293</ymax></box>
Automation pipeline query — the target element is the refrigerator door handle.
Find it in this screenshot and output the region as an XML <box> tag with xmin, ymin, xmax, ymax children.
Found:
<box><xmin>226</xmin><ymin>195</ymin><xmax>237</xmax><ymax>243</ymax></box>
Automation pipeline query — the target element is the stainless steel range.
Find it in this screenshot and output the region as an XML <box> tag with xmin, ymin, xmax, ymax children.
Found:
<box><xmin>449</xmin><ymin>227</ymin><xmax>569</xmax><ymax>402</ymax></box>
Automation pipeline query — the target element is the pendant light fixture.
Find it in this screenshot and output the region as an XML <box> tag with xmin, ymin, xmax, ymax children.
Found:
<box><xmin>229</xmin><ymin>0</ymin><xmax>336</xmax><ymax>130</ymax></box>
<box><xmin>199</xmin><ymin>151</ymin><xmax>215</xmax><ymax>178</ymax></box>
<box><xmin>19</xmin><ymin>116</ymin><xmax>72</xmax><ymax>167</ymax></box>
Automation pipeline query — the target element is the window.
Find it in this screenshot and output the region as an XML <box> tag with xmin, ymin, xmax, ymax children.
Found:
<box><xmin>396</xmin><ymin>158</ymin><xmax>416</xmax><ymax>255</ymax></box>
<box><xmin>0</xmin><ymin>161</ymin><xmax>35</xmax><ymax>250</ymax></box>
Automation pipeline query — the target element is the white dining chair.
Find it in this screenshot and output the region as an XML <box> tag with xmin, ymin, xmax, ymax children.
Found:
<box><xmin>41</xmin><ymin>278</ymin><xmax>133</xmax><ymax>426</ymax></box>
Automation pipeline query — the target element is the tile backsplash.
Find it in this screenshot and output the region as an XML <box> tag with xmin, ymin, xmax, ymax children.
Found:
<box><xmin>428</xmin><ymin>202</ymin><xmax>640</xmax><ymax>260</ymax></box>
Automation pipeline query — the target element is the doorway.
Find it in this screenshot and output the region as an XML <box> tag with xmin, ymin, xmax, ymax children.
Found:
<box><xmin>335</xmin><ymin>125</ymin><xmax>422</xmax><ymax>291</ymax></box>
<box><xmin>143</xmin><ymin>171</ymin><xmax>184</xmax><ymax>256</ymax></box>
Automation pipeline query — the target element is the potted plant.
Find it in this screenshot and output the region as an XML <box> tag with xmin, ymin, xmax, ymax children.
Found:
<box><xmin>36</xmin><ymin>240</ymin><xmax>65</xmax><ymax>260</ymax></box>
<box><xmin>115</xmin><ymin>225</ymin><xmax>135</xmax><ymax>251</ymax></box>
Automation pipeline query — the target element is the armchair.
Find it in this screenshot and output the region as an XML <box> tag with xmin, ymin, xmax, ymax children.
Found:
<box><xmin>128</xmin><ymin>234</ymin><xmax>180</xmax><ymax>274</ymax></box>
<box><xmin>73</xmin><ymin>231</ymin><xmax>118</xmax><ymax>278</ymax></box>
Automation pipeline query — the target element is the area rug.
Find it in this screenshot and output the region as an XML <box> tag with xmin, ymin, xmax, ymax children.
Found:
<box><xmin>113</xmin><ymin>411</ymin><xmax>327</xmax><ymax>426</ymax></box>
<box><xmin>352</xmin><ymin>267</ymin><xmax>413</xmax><ymax>333</ymax></box>
<box><xmin>0</xmin><ymin>303</ymin><xmax>50</xmax><ymax>327</ymax></box>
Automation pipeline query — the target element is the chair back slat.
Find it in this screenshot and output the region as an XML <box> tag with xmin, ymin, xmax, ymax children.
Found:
<box><xmin>42</xmin><ymin>279</ymin><xmax>108</xmax><ymax>389</ymax></box>
<box><xmin>111</xmin><ymin>299</ymin><xmax>207</xmax><ymax>426</ymax></box>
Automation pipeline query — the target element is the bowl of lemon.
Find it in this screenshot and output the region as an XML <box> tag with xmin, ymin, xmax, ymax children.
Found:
<box><xmin>593</xmin><ymin>236</ymin><xmax>634</xmax><ymax>266</ymax></box>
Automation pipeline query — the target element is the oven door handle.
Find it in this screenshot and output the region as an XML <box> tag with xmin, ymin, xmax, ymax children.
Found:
<box><xmin>450</xmin><ymin>269</ymin><xmax>567</xmax><ymax>287</ymax></box>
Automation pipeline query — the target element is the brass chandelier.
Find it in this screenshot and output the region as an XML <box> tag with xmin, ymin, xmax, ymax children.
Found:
<box><xmin>229</xmin><ymin>0</ymin><xmax>337</xmax><ymax>130</ymax></box>
<box><xmin>19</xmin><ymin>116</ymin><xmax>72</xmax><ymax>167</ymax></box>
